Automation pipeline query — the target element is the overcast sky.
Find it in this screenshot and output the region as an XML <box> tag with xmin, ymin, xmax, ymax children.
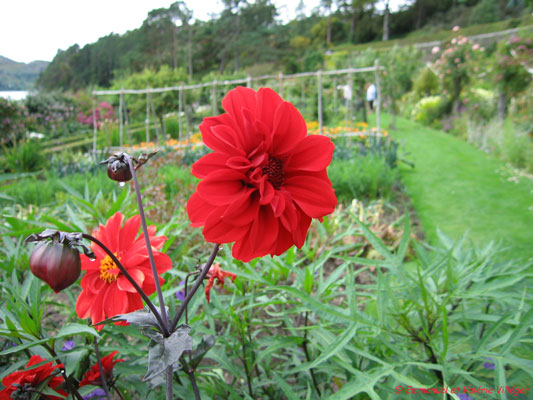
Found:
<box><xmin>1</xmin><ymin>0</ymin><xmax>405</xmax><ymax>64</ymax></box>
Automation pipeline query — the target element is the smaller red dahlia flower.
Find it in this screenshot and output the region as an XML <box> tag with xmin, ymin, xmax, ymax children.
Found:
<box><xmin>79</xmin><ymin>351</ymin><xmax>124</xmax><ymax>388</ymax></box>
<box><xmin>0</xmin><ymin>355</ymin><xmax>67</xmax><ymax>399</ymax></box>
<box><xmin>204</xmin><ymin>263</ymin><xmax>237</xmax><ymax>302</ymax></box>
<box><xmin>76</xmin><ymin>212</ymin><xmax>172</xmax><ymax>330</ymax></box>
<box><xmin>187</xmin><ymin>86</ymin><xmax>337</xmax><ymax>262</ymax></box>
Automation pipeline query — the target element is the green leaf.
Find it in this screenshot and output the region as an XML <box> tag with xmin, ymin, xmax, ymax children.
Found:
<box><xmin>273</xmin><ymin>373</ymin><xmax>301</xmax><ymax>400</ymax></box>
<box><xmin>143</xmin><ymin>325</ymin><xmax>193</xmax><ymax>382</ymax></box>
<box><xmin>498</xmin><ymin>307</ymin><xmax>533</xmax><ymax>355</ymax></box>
<box><xmin>304</xmin><ymin>266</ymin><xmax>313</xmax><ymax>294</ymax></box>
<box><xmin>292</xmin><ymin>322</ymin><xmax>358</xmax><ymax>373</ymax></box>
<box><xmin>56</xmin><ymin>323</ymin><xmax>100</xmax><ymax>339</ymax></box>
<box><xmin>355</xmin><ymin>218</ymin><xmax>395</xmax><ymax>263</ymax></box>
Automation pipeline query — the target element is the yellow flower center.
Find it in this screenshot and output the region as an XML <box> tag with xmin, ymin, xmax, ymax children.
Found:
<box><xmin>99</xmin><ymin>255</ymin><xmax>120</xmax><ymax>283</ymax></box>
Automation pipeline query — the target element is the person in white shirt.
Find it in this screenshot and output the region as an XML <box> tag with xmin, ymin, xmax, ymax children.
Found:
<box><xmin>366</xmin><ymin>83</ymin><xmax>376</xmax><ymax>111</ymax></box>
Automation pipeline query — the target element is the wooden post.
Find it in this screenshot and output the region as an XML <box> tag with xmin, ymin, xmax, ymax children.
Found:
<box><xmin>149</xmin><ymin>93</ymin><xmax>160</xmax><ymax>143</ymax></box>
<box><xmin>301</xmin><ymin>79</ymin><xmax>305</xmax><ymax>111</ymax></box>
<box><xmin>92</xmin><ymin>98</ymin><xmax>97</xmax><ymax>157</ymax></box>
<box><xmin>212</xmin><ymin>80</ymin><xmax>217</xmax><ymax>114</ymax></box>
<box><xmin>278</xmin><ymin>71</ymin><xmax>284</xmax><ymax>97</ymax></box>
<box><xmin>317</xmin><ymin>70</ymin><xmax>323</xmax><ymax>135</ymax></box>
<box><xmin>333</xmin><ymin>77</ymin><xmax>338</xmax><ymax>114</ymax></box>
<box><xmin>179</xmin><ymin>85</ymin><xmax>184</xmax><ymax>141</ymax></box>
<box><xmin>123</xmin><ymin>94</ymin><xmax>130</xmax><ymax>145</ymax></box>
<box><xmin>118</xmin><ymin>91</ymin><xmax>123</xmax><ymax>147</ymax></box>
<box><xmin>348</xmin><ymin>72</ymin><xmax>354</xmax><ymax>130</ymax></box>
<box><xmin>375</xmin><ymin>59</ymin><xmax>381</xmax><ymax>135</ymax></box>
<box><xmin>145</xmin><ymin>89</ymin><xmax>150</xmax><ymax>143</ymax></box>
<box><xmin>247</xmin><ymin>75</ymin><xmax>252</xmax><ymax>88</ymax></box>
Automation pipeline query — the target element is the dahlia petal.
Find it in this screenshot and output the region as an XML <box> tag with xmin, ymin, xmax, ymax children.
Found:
<box><xmin>192</xmin><ymin>153</ymin><xmax>230</xmax><ymax>179</ymax></box>
<box><xmin>222</xmin><ymin>190</ymin><xmax>259</xmax><ymax>226</ymax></box>
<box><xmin>80</xmin><ymin>254</ymin><xmax>102</xmax><ymax>271</ymax></box>
<box><xmin>102</xmin><ymin>212</ymin><xmax>124</xmax><ymax>253</ymax></box>
<box><xmin>119</xmin><ymin>215</ymin><xmax>141</xmax><ymax>253</ymax></box>
<box><xmin>248</xmin><ymin>205</ymin><xmax>278</xmax><ymax>256</ymax></box>
<box><xmin>285</xmin><ymin>176</ymin><xmax>337</xmax><ymax>218</ymax></box>
<box><xmin>117</xmin><ymin>269</ymin><xmax>145</xmax><ymax>293</ymax></box>
<box><xmin>272</xmin><ymin>101</ymin><xmax>307</xmax><ymax>154</ymax></box>
<box><xmin>187</xmin><ymin>192</ymin><xmax>214</xmax><ymax>226</ymax></box>
<box><xmin>270</xmin><ymin>191</ymin><xmax>286</xmax><ymax>218</ymax></box>
<box><xmin>259</xmin><ymin>180</ymin><xmax>275</xmax><ymax>205</ymax></box>
<box><xmin>212</xmin><ymin>124</ymin><xmax>245</xmax><ymax>152</ymax></box>
<box><xmin>285</xmin><ymin>135</ymin><xmax>334</xmax><ymax>171</ymax></box>
<box><xmin>226</xmin><ymin>155</ymin><xmax>252</xmax><ymax>172</ymax></box>
<box><xmin>221</xmin><ymin>86</ymin><xmax>257</xmax><ymax>135</ymax></box>
<box><xmin>203</xmin><ymin>211</ymin><xmax>249</xmax><ymax>243</ymax></box>
<box><xmin>292</xmin><ymin>212</ymin><xmax>312</xmax><ymax>248</ymax></box>
<box><xmin>272</xmin><ymin>224</ymin><xmax>295</xmax><ymax>256</ymax></box>
<box><xmin>257</xmin><ymin>87</ymin><xmax>284</xmax><ymax>133</ymax></box>
<box><xmin>104</xmin><ymin>286</ymin><xmax>128</xmax><ymax>318</ymax></box>
<box><xmin>197</xmin><ymin>169</ymin><xmax>248</xmax><ymax>206</ymax></box>
<box><xmin>76</xmin><ymin>290</ymin><xmax>92</xmax><ymax>320</ymax></box>
<box><xmin>200</xmin><ymin>116</ymin><xmax>246</xmax><ymax>156</ymax></box>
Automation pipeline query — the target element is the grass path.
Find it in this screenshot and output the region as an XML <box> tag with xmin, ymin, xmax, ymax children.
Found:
<box><xmin>379</xmin><ymin>114</ymin><xmax>532</xmax><ymax>260</ymax></box>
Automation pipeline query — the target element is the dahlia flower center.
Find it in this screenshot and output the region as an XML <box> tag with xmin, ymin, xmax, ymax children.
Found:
<box><xmin>99</xmin><ymin>255</ymin><xmax>120</xmax><ymax>283</ymax></box>
<box><xmin>262</xmin><ymin>156</ymin><xmax>284</xmax><ymax>189</ymax></box>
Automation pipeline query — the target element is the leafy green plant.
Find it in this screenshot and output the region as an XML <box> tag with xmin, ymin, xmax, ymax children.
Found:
<box><xmin>2</xmin><ymin>140</ymin><xmax>48</xmax><ymax>173</ymax></box>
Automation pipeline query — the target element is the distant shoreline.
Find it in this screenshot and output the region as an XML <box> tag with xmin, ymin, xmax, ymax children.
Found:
<box><xmin>0</xmin><ymin>90</ymin><xmax>28</xmax><ymax>101</ymax></box>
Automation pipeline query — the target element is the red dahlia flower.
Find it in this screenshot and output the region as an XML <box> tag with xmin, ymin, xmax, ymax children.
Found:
<box><xmin>76</xmin><ymin>212</ymin><xmax>172</xmax><ymax>330</ymax></box>
<box><xmin>204</xmin><ymin>263</ymin><xmax>237</xmax><ymax>302</ymax></box>
<box><xmin>79</xmin><ymin>351</ymin><xmax>124</xmax><ymax>387</ymax></box>
<box><xmin>187</xmin><ymin>87</ymin><xmax>337</xmax><ymax>261</ymax></box>
<box><xmin>0</xmin><ymin>355</ymin><xmax>67</xmax><ymax>399</ymax></box>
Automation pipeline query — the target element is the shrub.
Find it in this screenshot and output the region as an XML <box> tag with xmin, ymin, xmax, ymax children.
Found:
<box><xmin>1</xmin><ymin>140</ymin><xmax>48</xmax><ymax>173</ymax></box>
<box><xmin>328</xmin><ymin>155</ymin><xmax>399</xmax><ymax>202</ymax></box>
<box><xmin>413</xmin><ymin>67</ymin><xmax>440</xmax><ymax>98</ymax></box>
<box><xmin>411</xmin><ymin>95</ymin><xmax>445</xmax><ymax>128</ymax></box>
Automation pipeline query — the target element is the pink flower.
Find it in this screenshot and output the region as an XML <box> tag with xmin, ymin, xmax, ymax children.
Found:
<box><xmin>432</xmin><ymin>46</ymin><xmax>440</xmax><ymax>54</ymax></box>
<box><xmin>472</xmin><ymin>43</ymin><xmax>480</xmax><ymax>51</ymax></box>
<box><xmin>453</xmin><ymin>25</ymin><xmax>460</xmax><ymax>32</ymax></box>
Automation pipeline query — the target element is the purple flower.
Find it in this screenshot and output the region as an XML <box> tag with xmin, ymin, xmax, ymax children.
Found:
<box><xmin>83</xmin><ymin>388</ymin><xmax>107</xmax><ymax>399</ymax></box>
<box><xmin>62</xmin><ymin>340</ymin><xmax>75</xmax><ymax>351</ymax></box>
<box><xmin>458</xmin><ymin>394</ymin><xmax>473</xmax><ymax>400</ymax></box>
<box><xmin>483</xmin><ymin>358</ymin><xmax>495</xmax><ymax>370</ymax></box>
<box><xmin>175</xmin><ymin>281</ymin><xmax>186</xmax><ymax>301</ymax></box>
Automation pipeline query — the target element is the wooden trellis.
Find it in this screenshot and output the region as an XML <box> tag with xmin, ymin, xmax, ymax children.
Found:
<box><xmin>92</xmin><ymin>62</ymin><xmax>384</xmax><ymax>153</ymax></box>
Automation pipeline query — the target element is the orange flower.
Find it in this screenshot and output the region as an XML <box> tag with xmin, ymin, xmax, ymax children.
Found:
<box><xmin>204</xmin><ymin>263</ymin><xmax>236</xmax><ymax>303</ymax></box>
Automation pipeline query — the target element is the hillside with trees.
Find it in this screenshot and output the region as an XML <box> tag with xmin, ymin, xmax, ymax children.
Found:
<box><xmin>0</xmin><ymin>56</ymin><xmax>49</xmax><ymax>90</ymax></box>
<box><xmin>36</xmin><ymin>0</ymin><xmax>532</xmax><ymax>91</ymax></box>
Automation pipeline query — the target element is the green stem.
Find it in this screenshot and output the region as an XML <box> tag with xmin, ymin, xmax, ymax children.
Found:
<box><xmin>126</xmin><ymin>155</ymin><xmax>169</xmax><ymax>330</ymax></box>
<box><xmin>169</xmin><ymin>243</ymin><xmax>220</xmax><ymax>333</ymax></box>
<box><xmin>93</xmin><ymin>336</ymin><xmax>111</xmax><ymax>400</ymax></box>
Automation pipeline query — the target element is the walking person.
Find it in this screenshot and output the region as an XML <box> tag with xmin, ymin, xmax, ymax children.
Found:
<box><xmin>366</xmin><ymin>82</ymin><xmax>376</xmax><ymax>112</ymax></box>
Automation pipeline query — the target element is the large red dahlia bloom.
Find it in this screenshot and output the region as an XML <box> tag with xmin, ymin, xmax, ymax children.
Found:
<box><xmin>0</xmin><ymin>355</ymin><xmax>67</xmax><ymax>399</ymax></box>
<box><xmin>76</xmin><ymin>212</ymin><xmax>172</xmax><ymax>330</ymax></box>
<box><xmin>187</xmin><ymin>87</ymin><xmax>337</xmax><ymax>261</ymax></box>
<box><xmin>79</xmin><ymin>351</ymin><xmax>124</xmax><ymax>387</ymax></box>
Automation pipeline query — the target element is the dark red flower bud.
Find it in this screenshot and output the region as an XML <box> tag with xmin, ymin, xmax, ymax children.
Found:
<box><xmin>100</xmin><ymin>151</ymin><xmax>158</xmax><ymax>183</ymax></box>
<box><xmin>25</xmin><ymin>229</ymin><xmax>94</xmax><ymax>293</ymax></box>
<box><xmin>107</xmin><ymin>158</ymin><xmax>132</xmax><ymax>182</ymax></box>
<box><xmin>29</xmin><ymin>241</ymin><xmax>81</xmax><ymax>293</ymax></box>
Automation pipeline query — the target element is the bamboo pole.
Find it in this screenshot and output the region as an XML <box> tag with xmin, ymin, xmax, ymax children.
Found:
<box><xmin>145</xmin><ymin>89</ymin><xmax>150</xmax><ymax>143</ymax></box>
<box><xmin>212</xmin><ymin>80</ymin><xmax>217</xmax><ymax>114</ymax></box>
<box><xmin>118</xmin><ymin>91</ymin><xmax>123</xmax><ymax>147</ymax></box>
<box><xmin>123</xmin><ymin>94</ymin><xmax>130</xmax><ymax>145</ymax></box>
<box><xmin>91</xmin><ymin>98</ymin><xmax>97</xmax><ymax>157</ymax></box>
<box><xmin>375</xmin><ymin>59</ymin><xmax>381</xmax><ymax>135</ymax></box>
<box><xmin>317</xmin><ymin>70</ymin><xmax>323</xmax><ymax>135</ymax></box>
<box><xmin>179</xmin><ymin>85</ymin><xmax>184</xmax><ymax>141</ymax></box>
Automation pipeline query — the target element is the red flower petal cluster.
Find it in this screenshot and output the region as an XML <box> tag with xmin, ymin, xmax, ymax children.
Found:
<box><xmin>204</xmin><ymin>263</ymin><xmax>237</xmax><ymax>302</ymax></box>
<box><xmin>76</xmin><ymin>212</ymin><xmax>172</xmax><ymax>330</ymax></box>
<box><xmin>79</xmin><ymin>351</ymin><xmax>124</xmax><ymax>388</ymax></box>
<box><xmin>187</xmin><ymin>87</ymin><xmax>337</xmax><ymax>261</ymax></box>
<box><xmin>0</xmin><ymin>355</ymin><xmax>67</xmax><ymax>399</ymax></box>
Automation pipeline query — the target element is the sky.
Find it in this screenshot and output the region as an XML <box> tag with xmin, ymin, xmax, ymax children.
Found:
<box><xmin>0</xmin><ymin>0</ymin><xmax>405</xmax><ymax>64</ymax></box>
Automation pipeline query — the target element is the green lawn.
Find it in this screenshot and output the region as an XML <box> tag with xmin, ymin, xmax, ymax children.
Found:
<box><xmin>378</xmin><ymin>114</ymin><xmax>533</xmax><ymax>260</ymax></box>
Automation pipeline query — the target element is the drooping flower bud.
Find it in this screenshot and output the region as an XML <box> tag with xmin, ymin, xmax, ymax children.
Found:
<box><xmin>100</xmin><ymin>151</ymin><xmax>158</xmax><ymax>182</ymax></box>
<box><xmin>101</xmin><ymin>152</ymin><xmax>132</xmax><ymax>182</ymax></box>
<box><xmin>25</xmin><ymin>229</ymin><xmax>94</xmax><ymax>293</ymax></box>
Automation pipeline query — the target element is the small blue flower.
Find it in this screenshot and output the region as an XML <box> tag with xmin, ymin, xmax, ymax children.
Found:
<box><xmin>483</xmin><ymin>357</ymin><xmax>495</xmax><ymax>370</ymax></box>
<box><xmin>83</xmin><ymin>388</ymin><xmax>107</xmax><ymax>399</ymax></box>
<box><xmin>458</xmin><ymin>393</ymin><xmax>474</xmax><ymax>400</ymax></box>
<box><xmin>175</xmin><ymin>281</ymin><xmax>186</xmax><ymax>301</ymax></box>
<box><xmin>62</xmin><ymin>340</ymin><xmax>75</xmax><ymax>351</ymax></box>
